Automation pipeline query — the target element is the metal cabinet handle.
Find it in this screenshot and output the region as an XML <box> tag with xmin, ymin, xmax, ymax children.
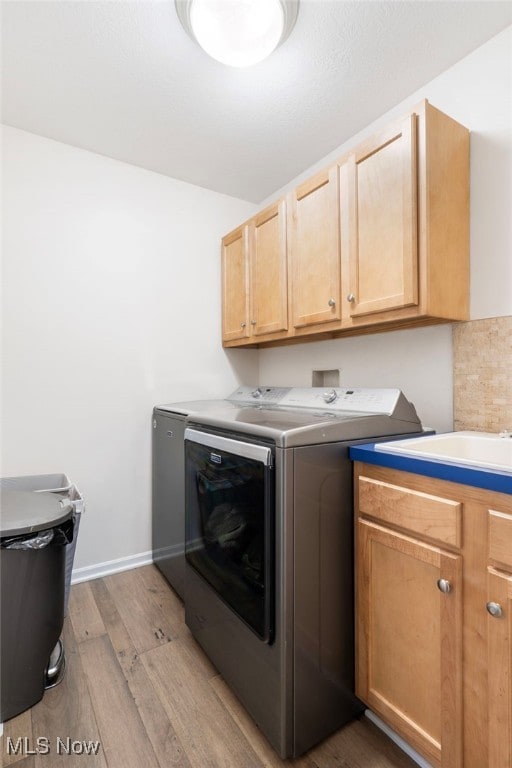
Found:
<box><xmin>486</xmin><ymin>601</ymin><xmax>503</xmax><ymax>617</ymax></box>
<box><xmin>251</xmin><ymin>320</ymin><xmax>257</xmax><ymax>325</ymax></box>
<box><xmin>437</xmin><ymin>578</ymin><xmax>451</xmax><ymax>594</ymax></box>
<box><xmin>240</xmin><ymin>322</ymin><xmax>246</xmax><ymax>328</ymax></box>
<box><xmin>328</xmin><ymin>298</ymin><xmax>336</xmax><ymax>307</ymax></box>
<box><xmin>346</xmin><ymin>293</ymin><xmax>356</xmax><ymax>303</ymax></box>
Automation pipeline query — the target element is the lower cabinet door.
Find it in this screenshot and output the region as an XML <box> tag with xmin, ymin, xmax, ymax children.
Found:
<box><xmin>356</xmin><ymin>519</ymin><xmax>463</xmax><ymax>768</ymax></box>
<box><xmin>487</xmin><ymin>567</ymin><xmax>512</xmax><ymax>768</ymax></box>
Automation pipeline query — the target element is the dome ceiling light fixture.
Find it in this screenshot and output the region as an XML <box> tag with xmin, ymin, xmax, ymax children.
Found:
<box><xmin>175</xmin><ymin>0</ymin><xmax>300</xmax><ymax>68</ymax></box>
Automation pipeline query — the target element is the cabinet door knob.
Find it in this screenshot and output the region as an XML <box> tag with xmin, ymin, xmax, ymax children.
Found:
<box><xmin>328</xmin><ymin>298</ymin><xmax>336</xmax><ymax>307</ymax></box>
<box><xmin>486</xmin><ymin>601</ymin><xmax>503</xmax><ymax>617</ymax></box>
<box><xmin>251</xmin><ymin>320</ymin><xmax>257</xmax><ymax>325</ymax></box>
<box><xmin>346</xmin><ymin>293</ymin><xmax>356</xmax><ymax>303</ymax></box>
<box><xmin>437</xmin><ymin>578</ymin><xmax>451</xmax><ymax>594</ymax></box>
<box><xmin>240</xmin><ymin>322</ymin><xmax>246</xmax><ymax>328</ymax></box>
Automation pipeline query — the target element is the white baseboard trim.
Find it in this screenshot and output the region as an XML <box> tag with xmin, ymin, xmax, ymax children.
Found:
<box><xmin>365</xmin><ymin>710</ymin><xmax>433</xmax><ymax>768</ymax></box>
<box><xmin>71</xmin><ymin>550</ymin><xmax>154</xmax><ymax>585</ymax></box>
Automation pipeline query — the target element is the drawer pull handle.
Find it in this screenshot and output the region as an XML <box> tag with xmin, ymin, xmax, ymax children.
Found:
<box><xmin>437</xmin><ymin>578</ymin><xmax>451</xmax><ymax>594</ymax></box>
<box><xmin>486</xmin><ymin>601</ymin><xmax>503</xmax><ymax>618</ymax></box>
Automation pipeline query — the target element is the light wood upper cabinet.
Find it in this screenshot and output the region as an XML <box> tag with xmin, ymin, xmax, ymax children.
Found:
<box><xmin>222</xmin><ymin>225</ymin><xmax>249</xmax><ymax>342</ymax></box>
<box><xmin>341</xmin><ymin>114</ymin><xmax>418</xmax><ymax>318</ymax></box>
<box><xmin>222</xmin><ymin>200</ymin><xmax>288</xmax><ymax>344</ymax></box>
<box><xmin>354</xmin><ymin>463</ymin><xmax>512</xmax><ymax>768</ymax></box>
<box><xmin>221</xmin><ymin>100</ymin><xmax>469</xmax><ymax>348</ymax></box>
<box><xmin>339</xmin><ymin>101</ymin><xmax>469</xmax><ymax>331</ymax></box>
<box><xmin>249</xmin><ymin>200</ymin><xmax>288</xmax><ymax>337</ymax></box>
<box><xmin>289</xmin><ymin>167</ymin><xmax>341</xmax><ymax>328</ymax></box>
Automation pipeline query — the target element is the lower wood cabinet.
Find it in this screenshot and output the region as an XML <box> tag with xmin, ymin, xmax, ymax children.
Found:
<box><xmin>354</xmin><ymin>463</ymin><xmax>512</xmax><ymax>768</ymax></box>
<box><xmin>357</xmin><ymin>519</ymin><xmax>462</xmax><ymax>767</ymax></box>
<box><xmin>487</xmin><ymin>506</ymin><xmax>512</xmax><ymax>768</ymax></box>
<box><xmin>487</xmin><ymin>568</ymin><xmax>512</xmax><ymax>768</ymax></box>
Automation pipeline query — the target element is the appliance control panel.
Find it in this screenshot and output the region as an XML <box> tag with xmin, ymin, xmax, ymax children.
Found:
<box><xmin>279</xmin><ymin>387</ymin><xmax>404</xmax><ymax>414</ymax></box>
<box><xmin>228</xmin><ymin>386</ymin><xmax>291</xmax><ymax>404</ymax></box>
<box><xmin>228</xmin><ymin>387</ymin><xmax>411</xmax><ymax>416</ymax></box>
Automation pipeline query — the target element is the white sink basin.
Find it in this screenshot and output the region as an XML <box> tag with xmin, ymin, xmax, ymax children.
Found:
<box><xmin>376</xmin><ymin>431</ymin><xmax>512</xmax><ymax>474</ymax></box>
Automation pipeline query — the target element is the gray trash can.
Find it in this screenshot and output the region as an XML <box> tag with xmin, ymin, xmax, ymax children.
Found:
<box><xmin>0</xmin><ymin>474</ymin><xmax>83</xmax><ymax>615</ymax></box>
<box><xmin>0</xmin><ymin>487</ymin><xmax>75</xmax><ymax>722</ymax></box>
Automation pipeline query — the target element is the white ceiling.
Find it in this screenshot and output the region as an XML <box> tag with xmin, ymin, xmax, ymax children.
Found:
<box><xmin>2</xmin><ymin>1</ymin><xmax>511</xmax><ymax>203</ymax></box>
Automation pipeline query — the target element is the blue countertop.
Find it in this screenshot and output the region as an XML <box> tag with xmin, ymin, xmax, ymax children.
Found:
<box><xmin>350</xmin><ymin>443</ymin><xmax>512</xmax><ymax>496</ymax></box>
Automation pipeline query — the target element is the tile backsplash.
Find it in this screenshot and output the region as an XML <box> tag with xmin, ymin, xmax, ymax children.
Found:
<box><xmin>453</xmin><ymin>316</ymin><xmax>512</xmax><ymax>432</ymax></box>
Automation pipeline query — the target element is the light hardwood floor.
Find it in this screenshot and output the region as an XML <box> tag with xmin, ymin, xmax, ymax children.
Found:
<box><xmin>2</xmin><ymin>565</ymin><xmax>416</xmax><ymax>768</ymax></box>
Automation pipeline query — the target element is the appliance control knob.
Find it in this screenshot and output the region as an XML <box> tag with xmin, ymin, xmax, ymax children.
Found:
<box><xmin>251</xmin><ymin>387</ymin><xmax>263</xmax><ymax>398</ymax></box>
<box><xmin>323</xmin><ymin>389</ymin><xmax>338</xmax><ymax>404</ymax></box>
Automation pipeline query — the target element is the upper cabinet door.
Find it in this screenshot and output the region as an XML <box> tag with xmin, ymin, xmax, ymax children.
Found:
<box><xmin>289</xmin><ymin>167</ymin><xmax>341</xmax><ymax>328</ymax></box>
<box><xmin>221</xmin><ymin>226</ymin><xmax>249</xmax><ymax>342</ymax></box>
<box><xmin>249</xmin><ymin>200</ymin><xmax>288</xmax><ymax>337</ymax></box>
<box><xmin>342</xmin><ymin>114</ymin><xmax>418</xmax><ymax>319</ymax></box>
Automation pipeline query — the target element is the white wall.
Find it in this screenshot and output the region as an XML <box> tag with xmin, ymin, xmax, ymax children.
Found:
<box><xmin>259</xmin><ymin>325</ymin><xmax>453</xmax><ymax>432</ymax></box>
<box><xmin>1</xmin><ymin>126</ymin><xmax>257</xmax><ymax>570</ymax></box>
<box><xmin>259</xmin><ymin>27</ymin><xmax>512</xmax><ymax>432</ymax></box>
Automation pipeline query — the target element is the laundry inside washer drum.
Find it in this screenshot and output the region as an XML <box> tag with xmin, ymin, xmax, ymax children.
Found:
<box><xmin>204</xmin><ymin>503</ymin><xmax>249</xmax><ymax>550</ymax></box>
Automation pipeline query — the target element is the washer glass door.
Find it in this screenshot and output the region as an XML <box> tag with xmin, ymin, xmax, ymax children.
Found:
<box><xmin>185</xmin><ymin>429</ymin><xmax>274</xmax><ymax>642</ymax></box>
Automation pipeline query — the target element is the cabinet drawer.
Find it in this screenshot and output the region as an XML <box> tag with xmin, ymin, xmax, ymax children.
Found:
<box><xmin>488</xmin><ymin>509</ymin><xmax>512</xmax><ymax>569</ymax></box>
<box><xmin>357</xmin><ymin>475</ymin><xmax>462</xmax><ymax>548</ymax></box>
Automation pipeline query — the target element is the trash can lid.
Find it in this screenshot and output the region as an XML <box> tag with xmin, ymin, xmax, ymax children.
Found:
<box><xmin>0</xmin><ymin>489</ymin><xmax>73</xmax><ymax>537</ymax></box>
